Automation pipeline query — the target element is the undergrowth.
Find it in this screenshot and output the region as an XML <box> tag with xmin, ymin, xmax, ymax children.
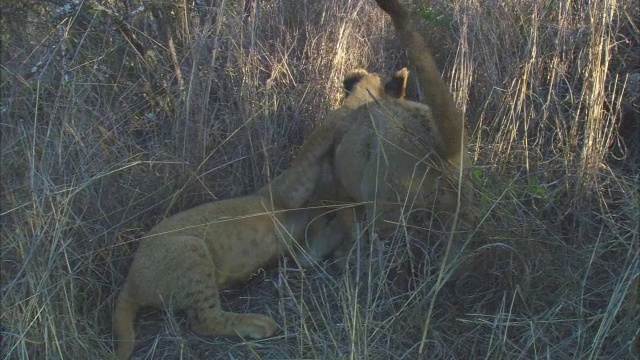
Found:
<box><xmin>1</xmin><ymin>0</ymin><xmax>638</xmax><ymax>359</ymax></box>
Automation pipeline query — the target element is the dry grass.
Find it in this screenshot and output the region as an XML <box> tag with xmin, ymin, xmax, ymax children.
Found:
<box><xmin>1</xmin><ymin>0</ymin><xmax>638</xmax><ymax>359</ymax></box>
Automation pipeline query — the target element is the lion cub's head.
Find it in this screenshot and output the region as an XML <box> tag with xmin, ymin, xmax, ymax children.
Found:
<box><xmin>342</xmin><ymin>68</ymin><xmax>408</xmax><ymax>109</ymax></box>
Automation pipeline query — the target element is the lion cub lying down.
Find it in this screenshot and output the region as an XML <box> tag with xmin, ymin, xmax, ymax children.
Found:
<box><xmin>113</xmin><ymin>68</ymin><xmax>408</xmax><ymax>359</ymax></box>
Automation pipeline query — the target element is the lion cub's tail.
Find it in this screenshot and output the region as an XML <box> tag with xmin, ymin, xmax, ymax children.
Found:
<box><xmin>113</xmin><ymin>290</ymin><xmax>140</xmax><ymax>360</ymax></box>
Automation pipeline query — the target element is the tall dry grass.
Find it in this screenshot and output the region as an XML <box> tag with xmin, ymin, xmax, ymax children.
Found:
<box><xmin>1</xmin><ymin>0</ymin><xmax>638</xmax><ymax>359</ymax></box>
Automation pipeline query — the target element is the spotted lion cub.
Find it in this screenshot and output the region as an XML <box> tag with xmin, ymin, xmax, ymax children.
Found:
<box><xmin>299</xmin><ymin>0</ymin><xmax>478</xmax><ymax>275</ymax></box>
<box><xmin>113</xmin><ymin>68</ymin><xmax>408</xmax><ymax>359</ymax></box>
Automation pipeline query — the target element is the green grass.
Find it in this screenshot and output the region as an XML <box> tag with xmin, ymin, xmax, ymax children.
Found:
<box><xmin>1</xmin><ymin>0</ymin><xmax>638</xmax><ymax>359</ymax></box>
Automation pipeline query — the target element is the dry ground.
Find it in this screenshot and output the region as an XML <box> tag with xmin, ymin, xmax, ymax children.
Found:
<box><xmin>1</xmin><ymin>0</ymin><xmax>638</xmax><ymax>359</ymax></box>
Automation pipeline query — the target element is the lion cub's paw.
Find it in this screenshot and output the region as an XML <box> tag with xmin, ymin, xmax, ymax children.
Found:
<box><xmin>235</xmin><ymin>314</ymin><xmax>279</xmax><ymax>339</ymax></box>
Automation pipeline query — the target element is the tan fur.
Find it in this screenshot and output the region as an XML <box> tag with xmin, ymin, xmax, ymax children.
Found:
<box><xmin>366</xmin><ymin>0</ymin><xmax>475</xmax><ymax>230</ymax></box>
<box><xmin>113</xmin><ymin>140</ymin><xmax>329</xmax><ymax>359</ymax></box>
<box><xmin>301</xmin><ymin>0</ymin><xmax>476</xmax><ymax>265</ymax></box>
<box><xmin>374</xmin><ymin>0</ymin><xmax>467</xmax><ymax>161</ymax></box>
<box><xmin>334</xmin><ymin>98</ymin><xmax>474</xmax><ymax>233</ymax></box>
<box><xmin>113</xmin><ymin>68</ymin><xmax>408</xmax><ymax>359</ymax></box>
<box><xmin>294</xmin><ymin>68</ymin><xmax>411</xmax><ymax>265</ymax></box>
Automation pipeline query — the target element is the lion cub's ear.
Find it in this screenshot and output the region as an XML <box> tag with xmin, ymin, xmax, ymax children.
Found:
<box><xmin>384</xmin><ymin>67</ymin><xmax>409</xmax><ymax>99</ymax></box>
<box><xmin>343</xmin><ymin>69</ymin><xmax>370</xmax><ymax>96</ymax></box>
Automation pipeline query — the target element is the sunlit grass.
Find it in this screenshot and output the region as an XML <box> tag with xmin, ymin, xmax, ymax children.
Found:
<box><xmin>1</xmin><ymin>0</ymin><xmax>638</xmax><ymax>359</ymax></box>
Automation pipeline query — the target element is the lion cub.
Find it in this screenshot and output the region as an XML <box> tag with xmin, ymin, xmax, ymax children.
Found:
<box><xmin>349</xmin><ymin>0</ymin><xmax>476</xmax><ymax>244</ymax></box>
<box><xmin>113</xmin><ymin>68</ymin><xmax>408</xmax><ymax>359</ymax></box>
<box><xmin>302</xmin><ymin>0</ymin><xmax>477</xmax><ymax>270</ymax></box>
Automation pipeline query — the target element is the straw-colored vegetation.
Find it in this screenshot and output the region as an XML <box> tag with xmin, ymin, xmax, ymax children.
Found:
<box><xmin>1</xmin><ymin>0</ymin><xmax>638</xmax><ymax>359</ymax></box>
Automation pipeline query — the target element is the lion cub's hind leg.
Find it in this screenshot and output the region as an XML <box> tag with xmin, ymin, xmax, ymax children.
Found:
<box><xmin>115</xmin><ymin>234</ymin><xmax>278</xmax><ymax>358</ymax></box>
<box><xmin>163</xmin><ymin>235</ymin><xmax>278</xmax><ymax>339</ymax></box>
<box><xmin>188</xmin><ymin>308</ymin><xmax>277</xmax><ymax>339</ymax></box>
